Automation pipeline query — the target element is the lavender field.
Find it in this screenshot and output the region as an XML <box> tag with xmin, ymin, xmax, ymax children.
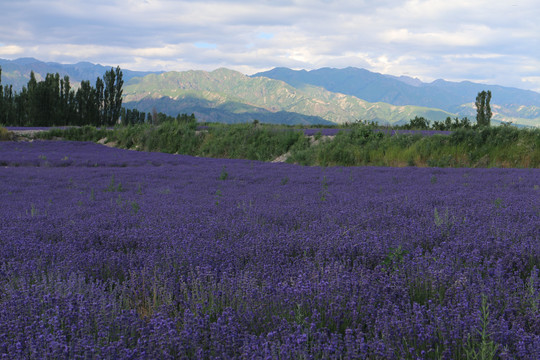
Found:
<box><xmin>0</xmin><ymin>140</ymin><xmax>539</xmax><ymax>359</ymax></box>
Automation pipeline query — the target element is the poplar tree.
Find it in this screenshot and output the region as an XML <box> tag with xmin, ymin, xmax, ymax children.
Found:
<box><xmin>95</xmin><ymin>77</ymin><xmax>104</xmax><ymax>126</ymax></box>
<box><xmin>103</xmin><ymin>69</ymin><xmax>115</xmax><ymax>125</ymax></box>
<box><xmin>113</xmin><ymin>66</ymin><xmax>123</xmax><ymax>124</ymax></box>
<box><xmin>475</xmin><ymin>90</ymin><xmax>492</xmax><ymax>127</ymax></box>
<box><xmin>102</xmin><ymin>67</ymin><xmax>123</xmax><ymax>126</ymax></box>
<box><xmin>0</xmin><ymin>67</ymin><xmax>4</xmax><ymax>124</ymax></box>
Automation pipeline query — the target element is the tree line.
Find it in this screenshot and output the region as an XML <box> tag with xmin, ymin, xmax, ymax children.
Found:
<box><xmin>0</xmin><ymin>66</ymin><xmax>123</xmax><ymax>127</ymax></box>
<box><xmin>119</xmin><ymin>107</ymin><xmax>197</xmax><ymax>126</ymax></box>
<box><xmin>401</xmin><ymin>90</ymin><xmax>493</xmax><ymax>130</ymax></box>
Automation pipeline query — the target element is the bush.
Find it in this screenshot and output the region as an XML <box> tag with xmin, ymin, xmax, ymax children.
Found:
<box><xmin>0</xmin><ymin>127</ymin><xmax>12</xmax><ymax>141</ymax></box>
<box><xmin>199</xmin><ymin>124</ymin><xmax>304</xmax><ymax>161</ymax></box>
<box><xmin>36</xmin><ymin>126</ymin><xmax>110</xmax><ymax>142</ymax></box>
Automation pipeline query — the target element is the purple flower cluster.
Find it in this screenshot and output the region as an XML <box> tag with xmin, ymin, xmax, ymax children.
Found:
<box><xmin>302</xmin><ymin>128</ymin><xmax>452</xmax><ymax>136</ymax></box>
<box><xmin>0</xmin><ymin>140</ymin><xmax>538</xmax><ymax>359</ymax></box>
<box><xmin>5</xmin><ymin>127</ymin><xmax>72</xmax><ymax>131</ymax></box>
<box><xmin>302</xmin><ymin>128</ymin><xmax>345</xmax><ymax>136</ymax></box>
<box><xmin>372</xmin><ymin>129</ymin><xmax>453</xmax><ymax>136</ymax></box>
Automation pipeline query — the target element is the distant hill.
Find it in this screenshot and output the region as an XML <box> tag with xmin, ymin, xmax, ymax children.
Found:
<box><xmin>123</xmin><ymin>68</ymin><xmax>454</xmax><ymax>125</ymax></box>
<box><xmin>253</xmin><ymin>67</ymin><xmax>540</xmax><ymax>125</ymax></box>
<box><xmin>123</xmin><ymin>95</ymin><xmax>334</xmax><ymax>125</ymax></box>
<box><xmin>0</xmin><ymin>57</ymin><xmax>160</xmax><ymax>90</ymax></box>
<box><xmin>2</xmin><ymin>58</ymin><xmax>539</xmax><ymax>126</ymax></box>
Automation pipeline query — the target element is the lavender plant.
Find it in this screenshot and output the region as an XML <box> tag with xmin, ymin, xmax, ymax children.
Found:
<box><xmin>0</xmin><ymin>140</ymin><xmax>538</xmax><ymax>359</ymax></box>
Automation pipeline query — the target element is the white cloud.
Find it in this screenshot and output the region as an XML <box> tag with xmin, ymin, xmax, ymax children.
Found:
<box><xmin>521</xmin><ymin>77</ymin><xmax>540</xmax><ymax>93</ymax></box>
<box><xmin>0</xmin><ymin>45</ymin><xmax>25</xmax><ymax>56</ymax></box>
<box><xmin>0</xmin><ymin>0</ymin><xmax>538</xmax><ymax>91</ymax></box>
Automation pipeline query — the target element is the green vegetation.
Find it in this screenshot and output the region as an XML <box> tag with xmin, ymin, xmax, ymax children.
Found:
<box><xmin>0</xmin><ymin>66</ymin><xmax>123</xmax><ymax>127</ymax></box>
<box><xmin>398</xmin><ymin>115</ymin><xmax>474</xmax><ymax>131</ymax></box>
<box><xmin>35</xmin><ymin>125</ymin><xmax>110</xmax><ymax>142</ymax></box>
<box><xmin>198</xmin><ymin>123</ymin><xmax>304</xmax><ymax>161</ymax></box>
<box><xmin>0</xmin><ymin>126</ymin><xmax>12</xmax><ymax>141</ymax></box>
<box><xmin>123</xmin><ymin>68</ymin><xmax>454</xmax><ymax>125</ymax></box>
<box><xmin>289</xmin><ymin>126</ymin><xmax>539</xmax><ymax>167</ymax></box>
<box><xmin>476</xmin><ymin>90</ymin><xmax>493</xmax><ymax>127</ymax></box>
<box><xmin>33</xmin><ymin>118</ymin><xmax>540</xmax><ymax>168</ymax></box>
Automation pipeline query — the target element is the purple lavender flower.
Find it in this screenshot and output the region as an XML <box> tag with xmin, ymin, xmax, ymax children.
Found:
<box><xmin>0</xmin><ymin>140</ymin><xmax>537</xmax><ymax>359</ymax></box>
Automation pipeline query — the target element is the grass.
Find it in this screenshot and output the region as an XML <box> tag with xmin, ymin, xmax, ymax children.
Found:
<box><xmin>288</xmin><ymin>126</ymin><xmax>540</xmax><ymax>168</ymax></box>
<box><xmin>31</xmin><ymin>122</ymin><xmax>540</xmax><ymax>168</ymax></box>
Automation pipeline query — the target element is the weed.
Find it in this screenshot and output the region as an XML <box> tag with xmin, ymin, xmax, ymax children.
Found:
<box><xmin>219</xmin><ymin>166</ymin><xmax>229</xmax><ymax>180</ymax></box>
<box><xmin>280</xmin><ymin>176</ymin><xmax>289</xmax><ymax>185</ymax></box>
<box><xmin>319</xmin><ymin>175</ymin><xmax>329</xmax><ymax>201</ymax></box>
<box><xmin>106</xmin><ymin>174</ymin><xmax>124</xmax><ymax>192</ymax></box>
<box><xmin>106</xmin><ymin>175</ymin><xmax>116</xmax><ymax>192</ymax></box>
<box><xmin>382</xmin><ymin>245</ymin><xmax>408</xmax><ymax>272</ymax></box>
<box><xmin>236</xmin><ymin>199</ymin><xmax>253</xmax><ymax>214</ymax></box>
<box><xmin>28</xmin><ymin>203</ymin><xmax>38</xmax><ymax>217</ymax></box>
<box><xmin>463</xmin><ymin>294</ymin><xmax>499</xmax><ymax>359</ymax></box>
<box><xmin>526</xmin><ymin>267</ymin><xmax>539</xmax><ymax>313</ymax></box>
<box><xmin>215</xmin><ymin>189</ymin><xmax>222</xmax><ymax>206</ymax></box>
<box><xmin>434</xmin><ymin>207</ymin><xmax>453</xmax><ymax>228</ymax></box>
<box><xmin>130</xmin><ymin>201</ymin><xmax>140</xmax><ymax>214</ymax></box>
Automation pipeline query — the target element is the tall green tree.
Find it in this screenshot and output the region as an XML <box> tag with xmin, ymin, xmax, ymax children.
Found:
<box><xmin>0</xmin><ymin>67</ymin><xmax>123</xmax><ymax>127</ymax></box>
<box><xmin>14</xmin><ymin>87</ymin><xmax>27</xmax><ymax>126</ymax></box>
<box><xmin>75</xmin><ymin>80</ymin><xmax>98</xmax><ymax>126</ymax></box>
<box><xmin>475</xmin><ymin>90</ymin><xmax>492</xmax><ymax>127</ymax></box>
<box><xmin>103</xmin><ymin>69</ymin><xmax>114</xmax><ymax>125</ymax></box>
<box><xmin>0</xmin><ymin>67</ymin><xmax>4</xmax><ymax>125</ymax></box>
<box><xmin>60</xmin><ymin>75</ymin><xmax>75</xmax><ymax>125</ymax></box>
<box><xmin>113</xmin><ymin>66</ymin><xmax>123</xmax><ymax>124</ymax></box>
<box><xmin>4</xmin><ymin>85</ymin><xmax>15</xmax><ymax>125</ymax></box>
<box><xmin>102</xmin><ymin>66</ymin><xmax>123</xmax><ymax>126</ymax></box>
<box><xmin>95</xmin><ymin>77</ymin><xmax>104</xmax><ymax>126</ymax></box>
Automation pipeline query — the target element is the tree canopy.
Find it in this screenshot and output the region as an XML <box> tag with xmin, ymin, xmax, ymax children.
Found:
<box><xmin>0</xmin><ymin>66</ymin><xmax>124</xmax><ymax>127</ymax></box>
<box><xmin>475</xmin><ymin>90</ymin><xmax>492</xmax><ymax>127</ymax></box>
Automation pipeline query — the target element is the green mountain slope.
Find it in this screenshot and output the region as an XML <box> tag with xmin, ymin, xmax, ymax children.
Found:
<box><xmin>123</xmin><ymin>95</ymin><xmax>334</xmax><ymax>125</ymax></box>
<box><xmin>253</xmin><ymin>67</ymin><xmax>540</xmax><ymax>126</ymax></box>
<box><xmin>124</xmin><ymin>68</ymin><xmax>454</xmax><ymax>125</ymax></box>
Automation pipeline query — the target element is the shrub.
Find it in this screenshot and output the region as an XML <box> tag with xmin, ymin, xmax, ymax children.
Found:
<box><xmin>0</xmin><ymin>127</ymin><xmax>12</xmax><ymax>141</ymax></box>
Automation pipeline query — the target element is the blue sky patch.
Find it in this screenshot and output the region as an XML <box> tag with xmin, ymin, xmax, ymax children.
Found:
<box><xmin>257</xmin><ymin>32</ymin><xmax>274</xmax><ymax>40</ymax></box>
<box><xmin>194</xmin><ymin>42</ymin><xmax>217</xmax><ymax>49</ymax></box>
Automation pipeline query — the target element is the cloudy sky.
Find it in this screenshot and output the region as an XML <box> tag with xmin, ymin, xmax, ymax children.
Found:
<box><xmin>1</xmin><ymin>0</ymin><xmax>539</xmax><ymax>91</ymax></box>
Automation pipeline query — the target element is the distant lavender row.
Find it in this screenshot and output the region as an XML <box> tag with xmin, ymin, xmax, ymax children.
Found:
<box><xmin>0</xmin><ymin>140</ymin><xmax>538</xmax><ymax>359</ymax></box>
<box><xmin>302</xmin><ymin>128</ymin><xmax>452</xmax><ymax>136</ymax></box>
<box><xmin>5</xmin><ymin>126</ymin><xmax>72</xmax><ymax>131</ymax></box>
<box><xmin>373</xmin><ymin>128</ymin><xmax>452</xmax><ymax>136</ymax></box>
<box><xmin>5</xmin><ymin>125</ymin><xmax>451</xmax><ymax>137</ymax></box>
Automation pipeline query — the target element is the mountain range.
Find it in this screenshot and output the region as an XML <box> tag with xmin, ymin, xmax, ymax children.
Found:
<box><xmin>252</xmin><ymin>67</ymin><xmax>540</xmax><ymax>127</ymax></box>
<box><xmin>0</xmin><ymin>57</ymin><xmax>157</xmax><ymax>90</ymax></box>
<box><xmin>1</xmin><ymin>57</ymin><xmax>539</xmax><ymax>127</ymax></box>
